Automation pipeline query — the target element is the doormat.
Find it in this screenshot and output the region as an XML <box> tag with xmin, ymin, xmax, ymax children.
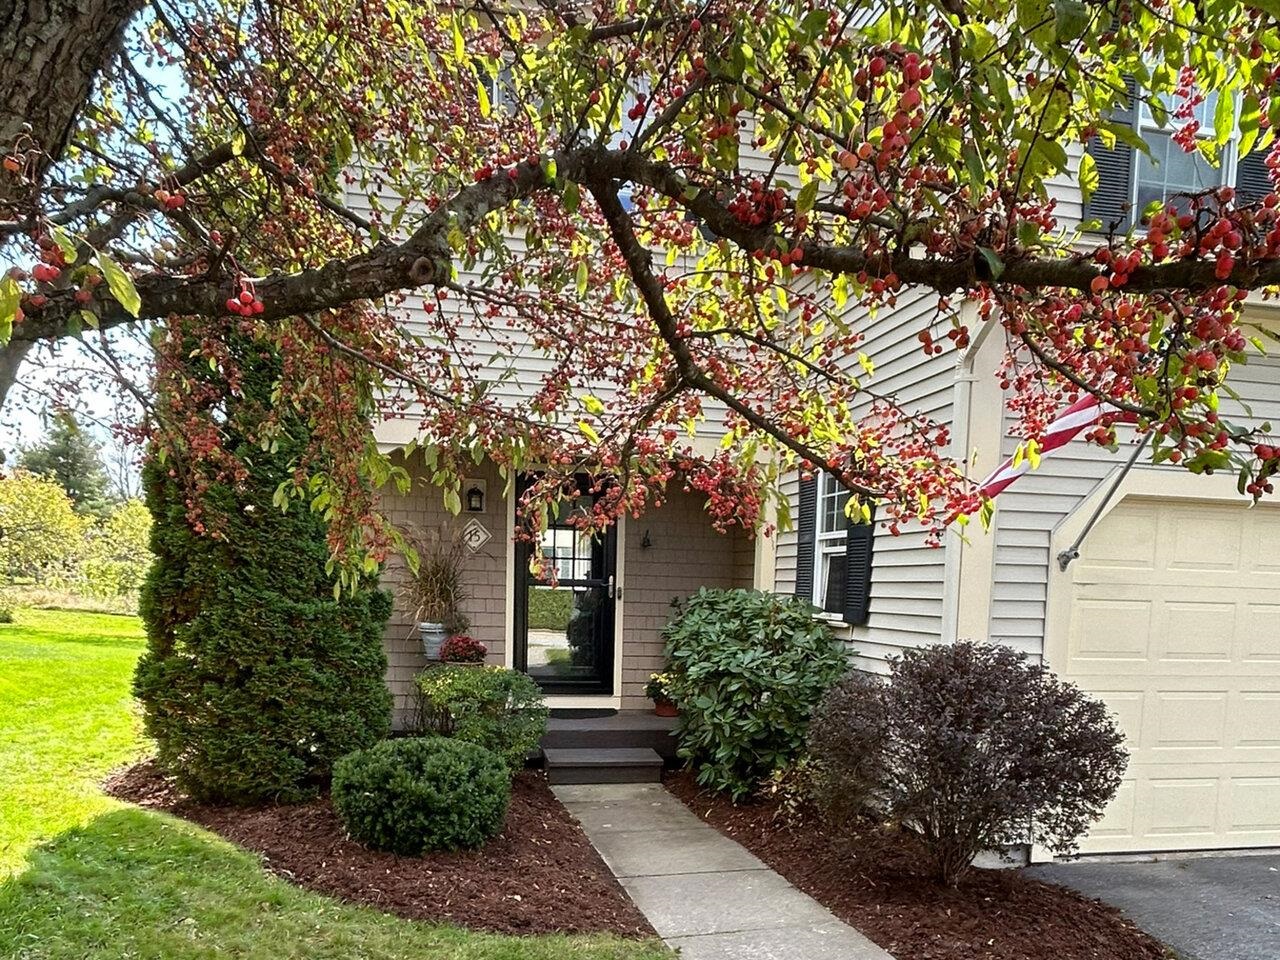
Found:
<box><xmin>548</xmin><ymin>708</ymin><xmax>617</xmax><ymax>719</ymax></box>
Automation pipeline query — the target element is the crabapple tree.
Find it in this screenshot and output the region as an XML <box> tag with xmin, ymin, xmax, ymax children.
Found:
<box><xmin>3</xmin><ymin>0</ymin><xmax>1280</xmax><ymax>577</ymax></box>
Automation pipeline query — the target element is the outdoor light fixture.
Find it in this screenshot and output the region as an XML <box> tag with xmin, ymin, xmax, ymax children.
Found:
<box><xmin>465</xmin><ymin>484</ymin><xmax>485</xmax><ymax>512</ymax></box>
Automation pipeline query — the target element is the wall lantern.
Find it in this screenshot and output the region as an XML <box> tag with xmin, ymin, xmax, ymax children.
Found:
<box><xmin>465</xmin><ymin>480</ymin><xmax>486</xmax><ymax>513</ymax></box>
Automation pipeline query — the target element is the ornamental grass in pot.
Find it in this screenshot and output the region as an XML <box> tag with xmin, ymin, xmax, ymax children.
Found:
<box><xmin>402</xmin><ymin>524</ymin><xmax>470</xmax><ymax>661</ymax></box>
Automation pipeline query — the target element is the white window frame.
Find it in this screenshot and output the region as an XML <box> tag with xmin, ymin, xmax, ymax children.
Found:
<box><xmin>1132</xmin><ymin>89</ymin><xmax>1239</xmax><ymax>215</ymax></box>
<box><xmin>813</xmin><ymin>472</ymin><xmax>849</xmax><ymax>616</ymax></box>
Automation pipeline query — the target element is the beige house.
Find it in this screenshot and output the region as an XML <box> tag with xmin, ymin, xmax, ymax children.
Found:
<box><xmin>367</xmin><ymin>85</ymin><xmax>1278</xmax><ymax>852</ymax></box>
<box><xmin>770</xmin><ymin>113</ymin><xmax>1280</xmax><ymax>857</ymax></box>
<box><xmin>373</xmin><ymin>444</ymin><xmax>764</xmax><ymax>725</ymax></box>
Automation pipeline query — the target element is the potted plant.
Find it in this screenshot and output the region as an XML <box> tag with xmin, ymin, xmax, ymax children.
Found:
<box><xmin>645</xmin><ymin>672</ymin><xmax>678</xmax><ymax>717</ymax></box>
<box><xmin>439</xmin><ymin>633</ymin><xmax>488</xmax><ymax>665</ymax></box>
<box><xmin>402</xmin><ymin>524</ymin><xmax>470</xmax><ymax>661</ymax></box>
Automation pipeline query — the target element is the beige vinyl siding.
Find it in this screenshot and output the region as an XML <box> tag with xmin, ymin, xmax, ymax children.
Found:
<box><xmin>988</xmin><ymin>350</ymin><xmax>1280</xmax><ymax>657</ymax></box>
<box><xmin>774</xmin><ymin>286</ymin><xmax>957</xmax><ymax>672</ymax></box>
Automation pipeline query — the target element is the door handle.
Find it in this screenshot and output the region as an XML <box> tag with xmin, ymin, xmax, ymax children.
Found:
<box><xmin>607</xmin><ymin>575</ymin><xmax>615</xmax><ymax>599</ymax></box>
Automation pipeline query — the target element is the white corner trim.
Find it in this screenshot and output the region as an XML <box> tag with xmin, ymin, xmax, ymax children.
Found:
<box><xmin>502</xmin><ymin>479</ymin><xmax>625</xmax><ymax>705</ymax></box>
<box><xmin>944</xmin><ymin>301</ymin><xmax>1002</xmax><ymax>643</ymax></box>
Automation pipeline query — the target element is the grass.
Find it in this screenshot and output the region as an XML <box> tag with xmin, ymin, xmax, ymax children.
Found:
<box><xmin>0</xmin><ymin>608</ymin><xmax>669</xmax><ymax>960</ymax></box>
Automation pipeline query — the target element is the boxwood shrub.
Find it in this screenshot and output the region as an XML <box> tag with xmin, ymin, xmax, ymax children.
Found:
<box><xmin>664</xmin><ymin>588</ymin><xmax>847</xmax><ymax>800</ymax></box>
<box><xmin>414</xmin><ymin>665</ymin><xmax>548</xmax><ymax>772</ymax></box>
<box><xmin>332</xmin><ymin>737</ymin><xmax>510</xmax><ymax>854</ymax></box>
<box><xmin>807</xmin><ymin>641</ymin><xmax>1128</xmax><ymax>886</ymax></box>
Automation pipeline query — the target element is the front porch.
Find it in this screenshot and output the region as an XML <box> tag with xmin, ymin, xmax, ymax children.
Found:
<box><xmin>377</xmin><ymin>452</ymin><xmax>766</xmax><ymax>729</ymax></box>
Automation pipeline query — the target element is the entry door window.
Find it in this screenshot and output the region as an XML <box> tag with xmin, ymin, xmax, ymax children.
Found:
<box><xmin>515</xmin><ymin>481</ymin><xmax>616</xmax><ymax>694</ymax></box>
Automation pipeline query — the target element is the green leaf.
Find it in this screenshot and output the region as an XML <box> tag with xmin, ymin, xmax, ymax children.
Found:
<box><xmin>50</xmin><ymin>226</ymin><xmax>78</xmax><ymax>265</ymax></box>
<box><xmin>1078</xmin><ymin>150</ymin><xmax>1099</xmax><ymax>203</ymax></box>
<box><xmin>580</xmin><ymin>393</ymin><xmax>605</xmax><ymax>414</ymax></box>
<box><xmin>796</xmin><ymin>180</ymin><xmax>819</xmax><ymax>215</ymax></box>
<box><xmin>1214</xmin><ymin>85</ymin><xmax>1235</xmax><ymax>145</ymax></box>
<box><xmin>443</xmin><ymin>487</ymin><xmax>462</xmax><ymax>515</ymax></box>
<box><xmin>0</xmin><ymin>275</ymin><xmax>19</xmax><ymax>343</ymax></box>
<box><xmin>95</xmin><ymin>251</ymin><xmax>141</xmax><ymax>317</ymax></box>
<box><xmin>231</xmin><ymin>128</ymin><xmax>247</xmax><ymax>157</ymax></box>
<box><xmin>575</xmin><ymin>261</ymin><xmax>588</xmax><ymax>297</ymax></box>
<box><xmin>476</xmin><ymin>78</ymin><xmax>492</xmax><ymax>118</ymax></box>
<box><xmin>1052</xmin><ymin>0</ymin><xmax>1088</xmax><ymax>42</ymax></box>
<box><xmin>1239</xmin><ymin>93</ymin><xmax>1261</xmax><ymax>157</ymax></box>
<box><xmin>562</xmin><ymin>180</ymin><xmax>580</xmax><ymax>213</ymax></box>
<box><xmin>577</xmin><ymin>419</ymin><xmax>601</xmax><ymax>444</ymax></box>
<box><xmin>978</xmin><ymin>246</ymin><xmax>1005</xmax><ymax>280</ymax></box>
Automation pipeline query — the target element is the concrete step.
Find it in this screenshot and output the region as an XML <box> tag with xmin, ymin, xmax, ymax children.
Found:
<box><xmin>543</xmin><ymin>746</ymin><xmax>664</xmax><ymax>784</ymax></box>
<box><xmin>542</xmin><ymin>710</ymin><xmax>678</xmax><ymax>760</ymax></box>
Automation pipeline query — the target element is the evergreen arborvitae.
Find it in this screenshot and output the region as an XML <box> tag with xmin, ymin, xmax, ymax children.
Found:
<box><xmin>134</xmin><ymin>344</ymin><xmax>391</xmax><ymax>804</ymax></box>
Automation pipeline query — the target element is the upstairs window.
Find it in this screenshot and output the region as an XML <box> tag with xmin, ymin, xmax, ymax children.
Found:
<box><xmin>1084</xmin><ymin>84</ymin><xmax>1269</xmax><ymax>231</ymax></box>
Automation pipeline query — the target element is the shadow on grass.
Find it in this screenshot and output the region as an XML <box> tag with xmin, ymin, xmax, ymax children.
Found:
<box><xmin>0</xmin><ymin>808</ymin><xmax>668</xmax><ymax>960</ymax></box>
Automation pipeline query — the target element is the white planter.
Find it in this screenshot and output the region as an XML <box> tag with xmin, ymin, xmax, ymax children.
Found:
<box><xmin>419</xmin><ymin>621</ymin><xmax>447</xmax><ymax>660</ymax></box>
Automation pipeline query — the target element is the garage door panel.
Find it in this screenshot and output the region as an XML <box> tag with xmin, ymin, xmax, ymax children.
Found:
<box><xmin>1059</xmin><ymin>496</ymin><xmax>1280</xmax><ymax>854</ymax></box>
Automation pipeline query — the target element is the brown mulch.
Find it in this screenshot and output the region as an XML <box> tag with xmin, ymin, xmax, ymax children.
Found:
<box><xmin>105</xmin><ymin>760</ymin><xmax>655</xmax><ymax>938</ymax></box>
<box><xmin>664</xmin><ymin>772</ymin><xmax>1172</xmax><ymax>960</ymax></box>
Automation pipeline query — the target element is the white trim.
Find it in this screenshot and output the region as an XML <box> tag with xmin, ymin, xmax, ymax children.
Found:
<box><xmin>944</xmin><ymin>301</ymin><xmax>1000</xmax><ymax>643</ymax></box>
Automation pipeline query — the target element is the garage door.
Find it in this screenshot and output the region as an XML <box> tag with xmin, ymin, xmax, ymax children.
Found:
<box><xmin>1057</xmin><ymin>497</ymin><xmax>1280</xmax><ymax>854</ymax></box>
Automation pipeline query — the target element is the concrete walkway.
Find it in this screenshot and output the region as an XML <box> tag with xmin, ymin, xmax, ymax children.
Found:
<box><xmin>553</xmin><ymin>782</ymin><xmax>892</xmax><ymax>960</ymax></box>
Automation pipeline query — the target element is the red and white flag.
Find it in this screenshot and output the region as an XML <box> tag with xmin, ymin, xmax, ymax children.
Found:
<box><xmin>979</xmin><ymin>395</ymin><xmax>1128</xmax><ymax>498</ymax></box>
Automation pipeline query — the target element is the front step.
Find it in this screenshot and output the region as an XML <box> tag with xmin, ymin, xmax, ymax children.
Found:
<box><xmin>542</xmin><ymin>711</ymin><xmax>678</xmax><ymax>760</ymax></box>
<box><xmin>543</xmin><ymin>747</ymin><xmax>664</xmax><ymax>784</ymax></box>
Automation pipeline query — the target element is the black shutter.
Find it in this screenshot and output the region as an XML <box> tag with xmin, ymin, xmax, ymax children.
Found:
<box><xmin>1083</xmin><ymin>77</ymin><xmax>1136</xmax><ymax>233</ymax></box>
<box><xmin>1235</xmin><ymin>146</ymin><xmax>1272</xmax><ymax>206</ymax></box>
<box><xmin>794</xmin><ymin>475</ymin><xmax>817</xmax><ymax>603</ymax></box>
<box><xmin>843</xmin><ymin>507</ymin><xmax>875</xmax><ymax>627</ymax></box>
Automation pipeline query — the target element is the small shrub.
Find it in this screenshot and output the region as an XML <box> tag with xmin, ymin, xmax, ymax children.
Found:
<box><xmin>664</xmin><ymin>588</ymin><xmax>847</xmax><ymax>800</ymax></box>
<box><xmin>808</xmin><ymin>641</ymin><xmax>1127</xmax><ymax>886</ymax></box>
<box><xmin>332</xmin><ymin>737</ymin><xmax>510</xmax><ymax>854</ymax></box>
<box><xmin>414</xmin><ymin>665</ymin><xmax>548</xmax><ymax>772</ymax></box>
<box><xmin>439</xmin><ymin>633</ymin><xmax>487</xmax><ymax>662</ymax></box>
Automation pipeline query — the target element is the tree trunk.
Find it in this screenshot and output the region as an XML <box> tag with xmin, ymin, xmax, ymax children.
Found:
<box><xmin>0</xmin><ymin>0</ymin><xmax>141</xmax><ymax>409</ymax></box>
<box><xmin>1</xmin><ymin>0</ymin><xmax>140</xmax><ymax>204</ymax></box>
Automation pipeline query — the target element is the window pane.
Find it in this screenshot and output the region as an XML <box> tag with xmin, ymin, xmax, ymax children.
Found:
<box><xmin>1136</xmin><ymin>130</ymin><xmax>1220</xmax><ymax>215</ymax></box>
<box><xmin>818</xmin><ymin>474</ymin><xmax>852</xmax><ymax>535</ymax></box>
<box><xmin>525</xmin><ymin>584</ymin><xmax>605</xmax><ymax>680</ymax></box>
<box><xmin>1140</xmin><ymin>90</ymin><xmax>1220</xmax><ymax>129</ymax></box>
<box><xmin>822</xmin><ymin>553</ymin><xmax>846</xmax><ymax>615</ymax></box>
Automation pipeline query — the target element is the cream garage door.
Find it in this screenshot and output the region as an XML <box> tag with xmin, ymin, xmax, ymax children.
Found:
<box><xmin>1056</xmin><ymin>497</ymin><xmax>1280</xmax><ymax>854</ymax></box>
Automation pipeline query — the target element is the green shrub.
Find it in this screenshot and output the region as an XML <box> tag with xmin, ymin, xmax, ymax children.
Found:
<box><xmin>332</xmin><ymin>737</ymin><xmax>510</xmax><ymax>854</ymax></box>
<box><xmin>527</xmin><ymin>585</ymin><xmax>572</xmax><ymax>630</ymax></box>
<box><xmin>133</xmin><ymin>341</ymin><xmax>392</xmax><ymax>805</ymax></box>
<box><xmin>414</xmin><ymin>665</ymin><xmax>548</xmax><ymax>772</ymax></box>
<box><xmin>807</xmin><ymin>641</ymin><xmax>1128</xmax><ymax>886</ymax></box>
<box><xmin>664</xmin><ymin>588</ymin><xmax>847</xmax><ymax>800</ymax></box>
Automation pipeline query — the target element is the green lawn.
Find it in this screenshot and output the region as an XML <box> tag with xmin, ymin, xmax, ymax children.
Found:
<box><xmin>0</xmin><ymin>608</ymin><xmax>668</xmax><ymax>960</ymax></box>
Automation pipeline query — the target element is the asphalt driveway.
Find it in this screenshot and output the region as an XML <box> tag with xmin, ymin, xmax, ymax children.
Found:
<box><xmin>1027</xmin><ymin>854</ymin><xmax>1280</xmax><ymax>960</ymax></box>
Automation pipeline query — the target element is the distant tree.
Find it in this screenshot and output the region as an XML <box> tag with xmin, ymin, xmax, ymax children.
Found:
<box><xmin>19</xmin><ymin>413</ymin><xmax>112</xmax><ymax>514</ymax></box>
<box><xmin>83</xmin><ymin>498</ymin><xmax>151</xmax><ymax>599</ymax></box>
<box><xmin>0</xmin><ymin>469</ymin><xmax>89</xmax><ymax>583</ymax></box>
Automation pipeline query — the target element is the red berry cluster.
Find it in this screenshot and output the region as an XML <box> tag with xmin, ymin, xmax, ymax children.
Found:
<box><xmin>154</xmin><ymin>187</ymin><xmax>187</xmax><ymax>210</ymax></box>
<box><xmin>225</xmin><ymin>281</ymin><xmax>264</xmax><ymax>315</ymax></box>
<box><xmin>727</xmin><ymin>178</ymin><xmax>787</xmax><ymax>227</ymax></box>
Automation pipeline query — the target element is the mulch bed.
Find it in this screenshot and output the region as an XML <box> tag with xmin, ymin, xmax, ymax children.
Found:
<box><xmin>665</xmin><ymin>772</ymin><xmax>1172</xmax><ymax>960</ymax></box>
<box><xmin>105</xmin><ymin>760</ymin><xmax>654</xmax><ymax>938</ymax></box>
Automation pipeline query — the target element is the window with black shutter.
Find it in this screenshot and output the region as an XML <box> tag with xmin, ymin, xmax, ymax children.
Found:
<box><xmin>1086</xmin><ymin>79</ymin><xmax>1266</xmax><ymax>231</ymax></box>
<box><xmin>1083</xmin><ymin>77</ymin><xmax>1136</xmax><ymax>232</ymax></box>
<box><xmin>796</xmin><ymin>472</ymin><xmax>874</xmax><ymax>626</ymax></box>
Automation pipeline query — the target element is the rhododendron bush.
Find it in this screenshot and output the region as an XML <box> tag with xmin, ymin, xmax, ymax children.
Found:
<box><xmin>4</xmin><ymin>0</ymin><xmax>1280</xmax><ymax>580</ymax></box>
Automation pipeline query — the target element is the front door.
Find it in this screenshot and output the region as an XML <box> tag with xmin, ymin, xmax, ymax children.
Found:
<box><xmin>513</xmin><ymin>477</ymin><xmax>617</xmax><ymax>695</ymax></box>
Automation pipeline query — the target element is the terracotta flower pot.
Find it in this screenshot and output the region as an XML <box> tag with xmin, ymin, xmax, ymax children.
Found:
<box><xmin>654</xmin><ymin>698</ymin><xmax>678</xmax><ymax>718</ymax></box>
